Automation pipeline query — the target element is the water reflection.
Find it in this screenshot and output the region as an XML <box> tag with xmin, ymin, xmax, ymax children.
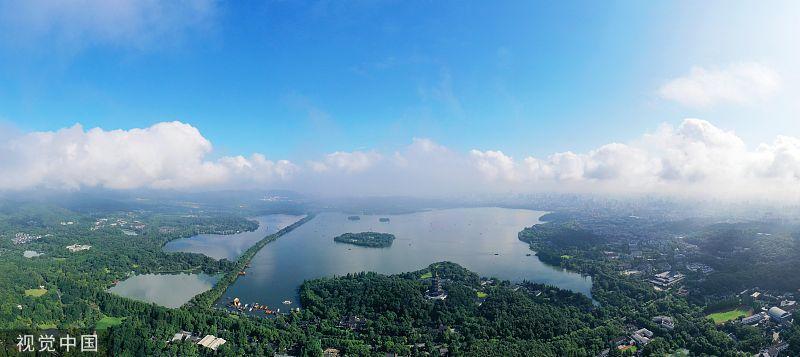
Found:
<box><xmin>220</xmin><ymin>208</ymin><xmax>592</xmax><ymax>313</ymax></box>
<box><xmin>109</xmin><ymin>273</ymin><xmax>219</xmax><ymax>308</ymax></box>
<box><xmin>163</xmin><ymin>214</ymin><xmax>304</xmax><ymax>260</ymax></box>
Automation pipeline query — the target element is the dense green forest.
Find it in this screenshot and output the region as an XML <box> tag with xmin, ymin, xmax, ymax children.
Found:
<box><xmin>683</xmin><ymin>224</ymin><xmax>800</xmax><ymax>295</ymax></box>
<box><xmin>0</xmin><ymin>204</ymin><xmax>255</xmax><ymax>337</ymax></box>
<box><xmin>1</xmin><ymin>201</ymin><xmax>798</xmax><ymax>355</ymax></box>
<box><xmin>299</xmin><ymin>262</ymin><xmax>616</xmax><ymax>356</ymax></box>
<box><xmin>333</xmin><ymin>232</ymin><xmax>396</xmax><ymax>248</ymax></box>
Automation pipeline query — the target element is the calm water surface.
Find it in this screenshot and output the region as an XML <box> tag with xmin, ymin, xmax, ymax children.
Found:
<box><xmin>108</xmin><ymin>273</ymin><xmax>219</xmax><ymax>308</ymax></box>
<box><xmin>220</xmin><ymin>207</ymin><xmax>592</xmax><ymax>313</ymax></box>
<box><xmin>163</xmin><ymin>214</ymin><xmax>304</xmax><ymax>260</ymax></box>
<box><xmin>113</xmin><ymin>214</ymin><xmax>303</xmax><ymax>308</ymax></box>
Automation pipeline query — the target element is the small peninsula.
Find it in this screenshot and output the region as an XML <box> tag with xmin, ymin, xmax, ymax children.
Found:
<box><xmin>334</xmin><ymin>232</ymin><xmax>396</xmax><ymax>248</ymax></box>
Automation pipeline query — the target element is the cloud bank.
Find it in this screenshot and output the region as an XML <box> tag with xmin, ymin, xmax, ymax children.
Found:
<box><xmin>0</xmin><ymin>122</ymin><xmax>294</xmax><ymax>190</ymax></box>
<box><xmin>659</xmin><ymin>63</ymin><xmax>781</xmax><ymax>108</ymax></box>
<box><xmin>2</xmin><ymin>119</ymin><xmax>800</xmax><ymax>200</ymax></box>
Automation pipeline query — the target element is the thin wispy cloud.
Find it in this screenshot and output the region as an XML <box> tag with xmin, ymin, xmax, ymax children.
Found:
<box><xmin>418</xmin><ymin>69</ymin><xmax>465</xmax><ymax>119</ymax></box>
<box><xmin>659</xmin><ymin>62</ymin><xmax>781</xmax><ymax>108</ymax></box>
<box><xmin>0</xmin><ymin>0</ymin><xmax>217</xmax><ymax>52</ymax></box>
<box><xmin>308</xmin><ymin>151</ymin><xmax>383</xmax><ymax>174</ymax></box>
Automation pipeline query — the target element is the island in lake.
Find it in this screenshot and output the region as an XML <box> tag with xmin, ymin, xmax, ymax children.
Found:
<box><xmin>334</xmin><ymin>232</ymin><xmax>395</xmax><ymax>248</ymax></box>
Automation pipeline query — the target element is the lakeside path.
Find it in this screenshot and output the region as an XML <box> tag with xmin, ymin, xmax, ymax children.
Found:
<box><xmin>186</xmin><ymin>214</ymin><xmax>316</xmax><ymax>308</ymax></box>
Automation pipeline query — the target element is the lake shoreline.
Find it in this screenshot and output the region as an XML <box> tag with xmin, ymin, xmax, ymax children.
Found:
<box><xmin>186</xmin><ymin>213</ymin><xmax>316</xmax><ymax>308</ymax></box>
<box><xmin>220</xmin><ymin>208</ymin><xmax>592</xmax><ymax>316</ymax></box>
<box><xmin>162</xmin><ymin>214</ymin><xmax>305</xmax><ymax>261</ymax></box>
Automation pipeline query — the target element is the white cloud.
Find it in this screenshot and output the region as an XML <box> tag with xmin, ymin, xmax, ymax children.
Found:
<box><xmin>0</xmin><ymin>0</ymin><xmax>217</xmax><ymax>50</ymax></box>
<box><xmin>659</xmin><ymin>63</ymin><xmax>781</xmax><ymax>108</ymax></box>
<box><xmin>473</xmin><ymin>118</ymin><xmax>800</xmax><ymax>199</ymax></box>
<box><xmin>0</xmin><ymin>121</ymin><xmax>294</xmax><ymax>190</ymax></box>
<box><xmin>4</xmin><ymin>119</ymin><xmax>800</xmax><ymax>200</ymax></box>
<box><xmin>470</xmin><ymin>150</ymin><xmax>517</xmax><ymax>182</ymax></box>
<box><xmin>308</xmin><ymin>151</ymin><xmax>382</xmax><ymax>174</ymax></box>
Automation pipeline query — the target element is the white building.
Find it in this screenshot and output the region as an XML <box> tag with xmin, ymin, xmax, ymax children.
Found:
<box><xmin>768</xmin><ymin>307</ymin><xmax>791</xmax><ymax>323</ymax></box>
<box><xmin>197</xmin><ymin>335</ymin><xmax>227</xmax><ymax>351</ymax></box>
<box><xmin>741</xmin><ymin>312</ymin><xmax>766</xmax><ymax>325</ymax></box>
<box><xmin>631</xmin><ymin>328</ymin><xmax>654</xmax><ymax>346</ymax></box>
<box><xmin>66</xmin><ymin>244</ymin><xmax>91</xmax><ymax>252</ymax></box>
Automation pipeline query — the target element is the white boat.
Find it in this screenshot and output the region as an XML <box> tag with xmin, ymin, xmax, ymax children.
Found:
<box><xmin>282</xmin><ymin>300</ymin><xmax>292</xmax><ymax>305</ymax></box>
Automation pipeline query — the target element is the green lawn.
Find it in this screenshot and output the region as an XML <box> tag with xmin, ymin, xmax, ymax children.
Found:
<box><xmin>24</xmin><ymin>288</ymin><xmax>47</xmax><ymax>297</ymax></box>
<box><xmin>419</xmin><ymin>272</ymin><xmax>433</xmax><ymax>279</ymax></box>
<box><xmin>95</xmin><ymin>316</ymin><xmax>126</xmax><ymax>330</ymax></box>
<box><xmin>37</xmin><ymin>323</ymin><xmax>57</xmax><ymax>329</ymax></box>
<box><xmin>476</xmin><ymin>291</ymin><xmax>488</xmax><ymax>298</ymax></box>
<box><xmin>707</xmin><ymin>309</ymin><xmax>750</xmax><ymax>324</ymax></box>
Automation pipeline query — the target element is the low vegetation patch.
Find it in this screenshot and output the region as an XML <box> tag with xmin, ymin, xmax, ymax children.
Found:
<box><xmin>707</xmin><ymin>308</ymin><xmax>750</xmax><ymax>324</ymax></box>
<box><xmin>24</xmin><ymin>288</ymin><xmax>47</xmax><ymax>297</ymax></box>
<box><xmin>96</xmin><ymin>316</ymin><xmax>126</xmax><ymax>330</ymax></box>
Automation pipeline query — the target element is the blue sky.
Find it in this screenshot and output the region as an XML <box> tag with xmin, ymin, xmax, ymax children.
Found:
<box><xmin>0</xmin><ymin>1</ymin><xmax>799</xmax><ymax>199</ymax></box>
<box><xmin>1</xmin><ymin>0</ymin><xmax>795</xmax><ymax>161</ymax></box>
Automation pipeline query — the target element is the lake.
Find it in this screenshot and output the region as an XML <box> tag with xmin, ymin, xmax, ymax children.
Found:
<box><xmin>163</xmin><ymin>214</ymin><xmax>305</xmax><ymax>260</ymax></box>
<box><xmin>108</xmin><ymin>273</ymin><xmax>219</xmax><ymax>308</ymax></box>
<box><xmin>219</xmin><ymin>207</ymin><xmax>593</xmax><ymax>313</ymax></box>
<box><xmin>111</xmin><ymin>214</ymin><xmax>304</xmax><ymax>308</ymax></box>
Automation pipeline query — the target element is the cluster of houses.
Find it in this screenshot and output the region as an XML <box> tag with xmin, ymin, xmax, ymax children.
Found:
<box><xmin>740</xmin><ymin>289</ymin><xmax>796</xmax><ymax>326</ymax></box>
<box><xmin>685</xmin><ymin>262</ymin><xmax>714</xmax><ymax>274</ymax></box>
<box><xmin>169</xmin><ymin>331</ymin><xmax>227</xmax><ymax>351</ymax></box>
<box><xmin>599</xmin><ymin>316</ymin><xmax>676</xmax><ymax>356</ymax></box>
<box><xmin>738</xmin><ymin>305</ymin><xmax>793</xmax><ymax>327</ymax></box>
<box><xmin>12</xmin><ymin>232</ymin><xmax>42</xmax><ymax>245</ymax></box>
<box><xmin>757</xmin><ymin>342</ymin><xmax>789</xmax><ymax>357</ymax></box>
<box><xmin>731</xmin><ymin>289</ymin><xmax>797</xmax><ymax>356</ymax></box>
<box><xmin>338</xmin><ymin>315</ymin><xmax>366</xmax><ymax>331</ymax></box>
<box><xmin>91</xmin><ymin>217</ymin><xmax>146</xmax><ymax>232</ymax></box>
